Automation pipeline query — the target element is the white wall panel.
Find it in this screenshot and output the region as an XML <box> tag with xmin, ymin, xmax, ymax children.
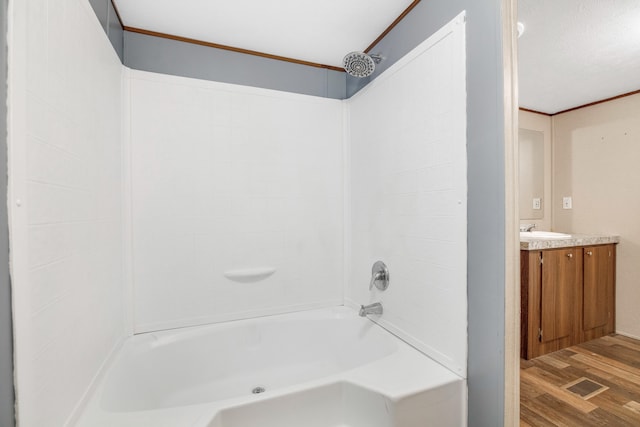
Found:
<box><xmin>7</xmin><ymin>0</ymin><xmax>125</xmax><ymax>425</ymax></box>
<box><xmin>347</xmin><ymin>14</ymin><xmax>467</xmax><ymax>376</ymax></box>
<box><xmin>128</xmin><ymin>71</ymin><xmax>344</xmax><ymax>332</ymax></box>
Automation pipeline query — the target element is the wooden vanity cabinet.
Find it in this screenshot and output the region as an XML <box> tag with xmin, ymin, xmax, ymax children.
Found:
<box><xmin>520</xmin><ymin>243</ymin><xmax>616</xmax><ymax>359</ymax></box>
<box><xmin>521</xmin><ymin>247</ymin><xmax>582</xmax><ymax>359</ymax></box>
<box><xmin>582</xmin><ymin>244</ymin><xmax>616</xmax><ymax>341</ymax></box>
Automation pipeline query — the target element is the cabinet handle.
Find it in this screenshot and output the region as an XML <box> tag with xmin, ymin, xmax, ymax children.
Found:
<box><xmin>567</xmin><ymin>253</ymin><xmax>573</xmax><ymax>259</ymax></box>
<box><xmin>586</xmin><ymin>251</ymin><xmax>593</xmax><ymax>256</ymax></box>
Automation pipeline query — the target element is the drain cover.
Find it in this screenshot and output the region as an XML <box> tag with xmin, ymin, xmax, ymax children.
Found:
<box><xmin>252</xmin><ymin>386</ymin><xmax>266</xmax><ymax>394</ymax></box>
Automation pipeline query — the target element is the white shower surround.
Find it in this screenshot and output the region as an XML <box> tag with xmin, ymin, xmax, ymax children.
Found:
<box><xmin>126</xmin><ymin>70</ymin><xmax>345</xmax><ymax>333</ymax></box>
<box><xmin>348</xmin><ymin>14</ymin><xmax>467</xmax><ymax>376</ymax></box>
<box><xmin>127</xmin><ymin>19</ymin><xmax>467</xmax><ymax>376</ymax></box>
<box><xmin>120</xmin><ymin>11</ymin><xmax>467</xmax><ymax>420</ymax></box>
<box><xmin>7</xmin><ymin>0</ymin><xmax>125</xmax><ymax>425</ymax></box>
<box><xmin>9</xmin><ymin>0</ymin><xmax>468</xmax><ymax>423</ymax></box>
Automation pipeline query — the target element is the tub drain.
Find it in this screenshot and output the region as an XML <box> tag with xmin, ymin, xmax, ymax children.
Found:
<box><xmin>252</xmin><ymin>386</ymin><xmax>266</xmax><ymax>394</ymax></box>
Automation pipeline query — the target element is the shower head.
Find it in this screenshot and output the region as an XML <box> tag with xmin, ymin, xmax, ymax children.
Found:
<box><xmin>342</xmin><ymin>51</ymin><xmax>383</xmax><ymax>78</ymax></box>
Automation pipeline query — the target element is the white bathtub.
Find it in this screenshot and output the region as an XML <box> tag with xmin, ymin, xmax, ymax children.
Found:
<box><xmin>77</xmin><ymin>307</ymin><xmax>465</xmax><ymax>426</ymax></box>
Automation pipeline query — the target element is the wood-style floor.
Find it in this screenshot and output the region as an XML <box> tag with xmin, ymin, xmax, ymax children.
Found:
<box><xmin>521</xmin><ymin>334</ymin><xmax>640</xmax><ymax>426</ymax></box>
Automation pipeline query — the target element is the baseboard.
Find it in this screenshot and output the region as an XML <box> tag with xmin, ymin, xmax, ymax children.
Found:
<box><xmin>615</xmin><ymin>330</ymin><xmax>640</xmax><ymax>341</ymax></box>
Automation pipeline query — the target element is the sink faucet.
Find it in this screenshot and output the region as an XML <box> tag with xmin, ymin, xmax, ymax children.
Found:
<box><xmin>520</xmin><ymin>224</ymin><xmax>536</xmax><ymax>232</ymax></box>
<box><xmin>359</xmin><ymin>302</ymin><xmax>383</xmax><ymax>317</ymax></box>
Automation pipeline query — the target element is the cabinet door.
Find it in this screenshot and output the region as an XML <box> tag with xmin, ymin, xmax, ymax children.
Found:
<box><xmin>583</xmin><ymin>244</ymin><xmax>615</xmax><ymax>337</ymax></box>
<box><xmin>540</xmin><ymin>248</ymin><xmax>581</xmax><ymax>345</ymax></box>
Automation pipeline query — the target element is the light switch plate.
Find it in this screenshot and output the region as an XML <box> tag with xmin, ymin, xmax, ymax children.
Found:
<box><xmin>563</xmin><ymin>196</ymin><xmax>572</xmax><ymax>209</ymax></box>
<box><xmin>533</xmin><ymin>198</ymin><xmax>541</xmax><ymax>210</ymax></box>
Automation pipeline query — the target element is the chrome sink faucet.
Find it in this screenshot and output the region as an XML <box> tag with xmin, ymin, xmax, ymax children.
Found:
<box><xmin>359</xmin><ymin>302</ymin><xmax>383</xmax><ymax>317</ymax></box>
<box><xmin>520</xmin><ymin>224</ymin><xmax>536</xmax><ymax>232</ymax></box>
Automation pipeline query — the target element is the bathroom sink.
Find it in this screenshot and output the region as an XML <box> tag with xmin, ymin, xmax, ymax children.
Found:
<box><xmin>520</xmin><ymin>231</ymin><xmax>572</xmax><ymax>240</ymax></box>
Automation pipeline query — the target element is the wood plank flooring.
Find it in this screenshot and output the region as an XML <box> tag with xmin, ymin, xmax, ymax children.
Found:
<box><xmin>521</xmin><ymin>334</ymin><xmax>640</xmax><ymax>426</ymax></box>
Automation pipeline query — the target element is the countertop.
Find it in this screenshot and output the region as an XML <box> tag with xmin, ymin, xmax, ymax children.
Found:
<box><xmin>520</xmin><ymin>234</ymin><xmax>620</xmax><ymax>251</ymax></box>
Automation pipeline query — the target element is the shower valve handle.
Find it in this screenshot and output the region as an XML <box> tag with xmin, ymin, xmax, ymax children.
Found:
<box><xmin>369</xmin><ymin>261</ymin><xmax>389</xmax><ymax>291</ymax></box>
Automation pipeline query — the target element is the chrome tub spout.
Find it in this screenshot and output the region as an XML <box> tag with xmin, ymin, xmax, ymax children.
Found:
<box><xmin>359</xmin><ymin>302</ymin><xmax>383</xmax><ymax>317</ymax></box>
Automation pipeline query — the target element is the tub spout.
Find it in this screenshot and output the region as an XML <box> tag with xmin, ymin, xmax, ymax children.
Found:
<box><xmin>359</xmin><ymin>302</ymin><xmax>383</xmax><ymax>317</ymax></box>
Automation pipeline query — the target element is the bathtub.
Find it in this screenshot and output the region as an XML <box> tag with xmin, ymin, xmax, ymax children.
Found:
<box><xmin>77</xmin><ymin>307</ymin><xmax>466</xmax><ymax>426</ymax></box>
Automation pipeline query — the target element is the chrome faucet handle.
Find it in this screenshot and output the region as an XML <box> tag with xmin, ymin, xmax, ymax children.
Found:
<box><xmin>369</xmin><ymin>261</ymin><xmax>389</xmax><ymax>291</ymax></box>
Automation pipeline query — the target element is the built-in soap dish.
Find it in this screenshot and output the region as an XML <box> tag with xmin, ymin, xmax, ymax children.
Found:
<box><xmin>223</xmin><ymin>268</ymin><xmax>276</xmax><ymax>283</ymax></box>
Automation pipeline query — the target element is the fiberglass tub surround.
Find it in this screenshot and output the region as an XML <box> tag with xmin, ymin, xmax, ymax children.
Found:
<box><xmin>75</xmin><ymin>12</ymin><xmax>469</xmax><ymax>427</ymax></box>
<box><xmin>77</xmin><ymin>308</ymin><xmax>465</xmax><ymax>427</ymax></box>
<box><xmin>3</xmin><ymin>1</ymin><xmax>468</xmax><ymax>422</ymax></box>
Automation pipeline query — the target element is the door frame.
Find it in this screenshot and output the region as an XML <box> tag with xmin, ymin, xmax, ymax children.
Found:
<box><xmin>502</xmin><ymin>0</ymin><xmax>520</xmax><ymax>424</ymax></box>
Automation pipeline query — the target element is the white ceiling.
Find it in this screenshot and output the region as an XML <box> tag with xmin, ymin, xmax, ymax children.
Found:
<box><xmin>518</xmin><ymin>0</ymin><xmax>640</xmax><ymax>114</ymax></box>
<box><xmin>113</xmin><ymin>0</ymin><xmax>415</xmax><ymax>68</ymax></box>
<box><xmin>114</xmin><ymin>0</ymin><xmax>640</xmax><ymax>113</ymax></box>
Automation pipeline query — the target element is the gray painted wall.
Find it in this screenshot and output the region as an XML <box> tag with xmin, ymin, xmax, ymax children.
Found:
<box><xmin>123</xmin><ymin>31</ymin><xmax>347</xmax><ymax>99</ymax></box>
<box><xmin>88</xmin><ymin>0</ymin><xmax>124</xmax><ymax>61</ymax></box>
<box><xmin>107</xmin><ymin>1</ymin><xmax>123</xmax><ymax>60</ymax></box>
<box><xmin>348</xmin><ymin>2</ymin><xmax>507</xmax><ymax>426</ymax></box>
<box><xmin>1</xmin><ymin>0</ymin><xmax>15</xmax><ymax>424</ymax></box>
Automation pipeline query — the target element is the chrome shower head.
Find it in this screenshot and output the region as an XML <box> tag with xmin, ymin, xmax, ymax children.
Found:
<box><xmin>342</xmin><ymin>51</ymin><xmax>382</xmax><ymax>78</ymax></box>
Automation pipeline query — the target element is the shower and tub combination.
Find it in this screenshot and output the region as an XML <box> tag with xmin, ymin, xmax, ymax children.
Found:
<box><xmin>77</xmin><ymin>13</ymin><xmax>469</xmax><ymax>427</ymax></box>
<box><xmin>8</xmin><ymin>0</ymin><xmax>468</xmax><ymax>423</ymax></box>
